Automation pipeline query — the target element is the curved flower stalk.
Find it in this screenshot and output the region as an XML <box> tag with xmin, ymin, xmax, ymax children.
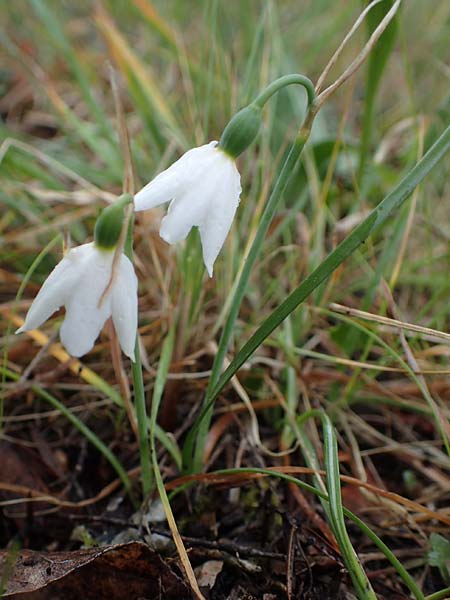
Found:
<box><xmin>17</xmin><ymin>195</ymin><xmax>138</xmax><ymax>360</ymax></box>
<box><xmin>134</xmin><ymin>141</ymin><xmax>241</xmax><ymax>277</ymax></box>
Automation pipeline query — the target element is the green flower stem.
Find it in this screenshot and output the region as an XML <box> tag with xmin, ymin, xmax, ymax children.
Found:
<box><xmin>189</xmin><ymin>107</ymin><xmax>316</xmax><ymax>471</ymax></box>
<box><xmin>253</xmin><ymin>73</ymin><xmax>316</xmax><ymax>109</ymax></box>
<box><xmin>131</xmin><ymin>338</ymin><xmax>152</xmax><ymax>497</ymax></box>
<box><xmin>125</xmin><ymin>214</ymin><xmax>152</xmax><ymax>498</ymax></box>
<box><xmin>188</xmin><ymin>121</ymin><xmax>450</xmax><ymax>464</ymax></box>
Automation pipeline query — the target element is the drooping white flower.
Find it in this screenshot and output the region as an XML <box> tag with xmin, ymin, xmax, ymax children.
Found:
<box><xmin>16</xmin><ymin>242</ymin><xmax>137</xmax><ymax>360</ymax></box>
<box><xmin>134</xmin><ymin>141</ymin><xmax>242</xmax><ymax>277</ymax></box>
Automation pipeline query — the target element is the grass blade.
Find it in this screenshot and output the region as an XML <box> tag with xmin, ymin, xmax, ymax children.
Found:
<box><xmin>322</xmin><ymin>413</ymin><xmax>377</xmax><ymax>599</ymax></box>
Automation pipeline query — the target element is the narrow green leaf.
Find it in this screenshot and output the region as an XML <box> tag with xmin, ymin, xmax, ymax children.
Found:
<box><xmin>322</xmin><ymin>413</ymin><xmax>377</xmax><ymax>599</ymax></box>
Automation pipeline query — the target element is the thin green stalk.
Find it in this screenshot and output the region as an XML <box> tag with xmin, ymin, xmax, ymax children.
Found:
<box><xmin>186</xmin><ymin>121</ymin><xmax>450</xmax><ymax>467</ymax></box>
<box><xmin>190</xmin><ymin>104</ymin><xmax>316</xmax><ymax>471</ymax></box>
<box><xmin>253</xmin><ymin>74</ymin><xmax>316</xmax><ymax>108</ymax></box>
<box><xmin>202</xmin><ymin>120</ymin><xmax>450</xmax><ymax>417</ymax></box>
<box><xmin>348</xmin><ymin>509</ymin><xmax>424</xmax><ymax>600</ymax></box>
<box><xmin>131</xmin><ymin>339</ymin><xmax>152</xmax><ymax>497</ymax></box>
<box><xmin>124</xmin><ymin>215</ymin><xmax>152</xmax><ymax>498</ymax></box>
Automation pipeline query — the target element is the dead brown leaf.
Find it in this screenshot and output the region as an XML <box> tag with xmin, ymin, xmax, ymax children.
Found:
<box><xmin>0</xmin><ymin>541</ymin><xmax>189</xmax><ymax>599</ymax></box>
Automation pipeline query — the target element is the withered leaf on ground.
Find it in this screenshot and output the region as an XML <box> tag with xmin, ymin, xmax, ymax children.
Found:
<box><xmin>0</xmin><ymin>541</ymin><xmax>189</xmax><ymax>599</ymax></box>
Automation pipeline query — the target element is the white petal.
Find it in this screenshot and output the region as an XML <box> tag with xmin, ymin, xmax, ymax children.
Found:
<box><xmin>199</xmin><ymin>155</ymin><xmax>241</xmax><ymax>276</ymax></box>
<box><xmin>60</xmin><ymin>248</ymin><xmax>114</xmax><ymax>357</ymax></box>
<box><xmin>111</xmin><ymin>255</ymin><xmax>138</xmax><ymax>361</ymax></box>
<box><xmin>159</xmin><ymin>145</ymin><xmax>233</xmax><ymax>246</ymax></box>
<box><xmin>159</xmin><ymin>186</ymin><xmax>211</xmax><ymax>244</ymax></box>
<box><xmin>134</xmin><ymin>141</ymin><xmax>219</xmax><ymax>212</ymax></box>
<box><xmin>134</xmin><ymin>164</ymin><xmax>182</xmax><ymax>212</ymax></box>
<box><xmin>16</xmin><ymin>243</ymin><xmax>93</xmax><ymax>334</ymax></box>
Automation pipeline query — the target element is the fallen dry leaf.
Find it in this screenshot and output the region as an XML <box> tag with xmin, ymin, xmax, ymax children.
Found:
<box><xmin>0</xmin><ymin>541</ymin><xmax>189</xmax><ymax>599</ymax></box>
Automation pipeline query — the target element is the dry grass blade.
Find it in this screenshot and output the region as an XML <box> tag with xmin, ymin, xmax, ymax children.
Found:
<box><xmin>315</xmin><ymin>0</ymin><xmax>385</xmax><ymax>93</ymax></box>
<box><xmin>316</xmin><ymin>0</ymin><xmax>402</xmax><ymax>107</ymax></box>
<box><xmin>329</xmin><ymin>303</ymin><xmax>450</xmax><ymax>344</ymax></box>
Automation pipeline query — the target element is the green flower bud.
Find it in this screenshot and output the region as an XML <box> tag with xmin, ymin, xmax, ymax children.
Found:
<box><xmin>219</xmin><ymin>104</ymin><xmax>262</xmax><ymax>158</ymax></box>
<box><xmin>94</xmin><ymin>193</ymin><xmax>133</xmax><ymax>249</ymax></box>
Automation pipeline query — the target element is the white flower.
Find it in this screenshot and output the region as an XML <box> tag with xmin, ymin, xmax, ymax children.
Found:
<box><xmin>16</xmin><ymin>242</ymin><xmax>138</xmax><ymax>360</ymax></box>
<box><xmin>134</xmin><ymin>141</ymin><xmax>242</xmax><ymax>277</ymax></box>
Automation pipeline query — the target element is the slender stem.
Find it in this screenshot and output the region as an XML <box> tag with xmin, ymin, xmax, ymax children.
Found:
<box><xmin>253</xmin><ymin>74</ymin><xmax>316</xmax><ymax>108</ymax></box>
<box><xmin>125</xmin><ymin>215</ymin><xmax>152</xmax><ymax>497</ymax></box>
<box><xmin>189</xmin><ymin>107</ymin><xmax>316</xmax><ymax>471</ymax></box>
<box><xmin>131</xmin><ymin>337</ymin><xmax>152</xmax><ymax>497</ymax></box>
<box><xmin>109</xmin><ymin>61</ymin><xmax>152</xmax><ymax>496</ymax></box>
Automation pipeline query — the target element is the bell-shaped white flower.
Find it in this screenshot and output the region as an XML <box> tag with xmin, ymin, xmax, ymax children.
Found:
<box><xmin>134</xmin><ymin>141</ymin><xmax>242</xmax><ymax>277</ymax></box>
<box><xmin>16</xmin><ymin>242</ymin><xmax>137</xmax><ymax>360</ymax></box>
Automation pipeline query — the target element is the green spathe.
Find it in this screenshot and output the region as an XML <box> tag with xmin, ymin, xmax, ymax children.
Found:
<box><xmin>219</xmin><ymin>104</ymin><xmax>262</xmax><ymax>158</ymax></box>
<box><xmin>94</xmin><ymin>193</ymin><xmax>133</xmax><ymax>249</ymax></box>
<box><xmin>218</xmin><ymin>74</ymin><xmax>315</xmax><ymax>159</ymax></box>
